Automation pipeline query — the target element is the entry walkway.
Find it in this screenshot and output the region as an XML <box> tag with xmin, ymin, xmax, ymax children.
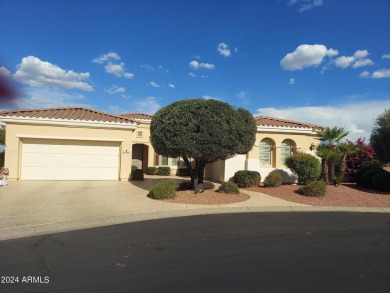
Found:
<box><xmin>0</xmin><ymin>177</ymin><xmax>388</xmax><ymax>240</ymax></box>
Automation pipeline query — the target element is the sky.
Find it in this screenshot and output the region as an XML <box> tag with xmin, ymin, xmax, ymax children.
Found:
<box><xmin>0</xmin><ymin>0</ymin><xmax>389</xmax><ymax>142</ymax></box>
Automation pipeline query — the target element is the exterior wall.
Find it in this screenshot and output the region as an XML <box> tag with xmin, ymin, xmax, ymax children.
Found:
<box><xmin>4</xmin><ymin>123</ymin><xmax>134</xmax><ymax>181</ymax></box>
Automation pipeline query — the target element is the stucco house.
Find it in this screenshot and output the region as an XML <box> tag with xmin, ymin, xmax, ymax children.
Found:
<box><xmin>0</xmin><ymin>106</ymin><xmax>321</xmax><ymax>182</ymax></box>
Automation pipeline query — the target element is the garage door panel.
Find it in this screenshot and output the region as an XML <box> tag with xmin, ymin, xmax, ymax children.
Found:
<box><xmin>21</xmin><ymin>139</ymin><xmax>120</xmax><ymax>180</ymax></box>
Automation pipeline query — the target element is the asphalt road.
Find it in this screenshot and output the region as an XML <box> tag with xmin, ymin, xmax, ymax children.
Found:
<box><xmin>0</xmin><ymin>212</ymin><xmax>389</xmax><ymax>293</ymax></box>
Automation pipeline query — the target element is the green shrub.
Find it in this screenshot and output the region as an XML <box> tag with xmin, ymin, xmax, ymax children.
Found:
<box><xmin>178</xmin><ymin>180</ymin><xmax>192</xmax><ymax>191</ymax></box>
<box><xmin>372</xmin><ymin>171</ymin><xmax>390</xmax><ymax>192</ymax></box>
<box><xmin>234</xmin><ymin>170</ymin><xmax>261</xmax><ymax>188</ymax></box>
<box><xmin>360</xmin><ymin>168</ymin><xmax>386</xmax><ymax>189</ymax></box>
<box><xmin>148</xmin><ymin>180</ymin><xmax>176</xmax><ymax>199</ymax></box>
<box><xmin>131</xmin><ymin>169</ymin><xmax>144</xmax><ymax>181</ymax></box>
<box><xmin>298</xmin><ymin>180</ymin><xmax>327</xmax><ymax>197</ymax></box>
<box><xmin>356</xmin><ymin>165</ymin><xmax>383</xmax><ymax>186</ymax></box>
<box><xmin>263</xmin><ymin>172</ymin><xmax>283</xmax><ymax>187</ymax></box>
<box><xmin>176</xmin><ymin>167</ymin><xmax>191</xmax><ymax>176</ymax></box>
<box><xmin>218</xmin><ymin>181</ymin><xmax>240</xmax><ymax>194</ymax></box>
<box><xmin>146</xmin><ymin>166</ymin><xmax>158</xmax><ymax>175</ymax></box>
<box><xmin>0</xmin><ymin>151</ymin><xmax>4</xmax><ymax>167</ymax></box>
<box><xmin>285</xmin><ymin>153</ymin><xmax>320</xmax><ymax>185</ymax></box>
<box><xmin>157</xmin><ymin>166</ymin><xmax>171</xmax><ymax>176</ymax></box>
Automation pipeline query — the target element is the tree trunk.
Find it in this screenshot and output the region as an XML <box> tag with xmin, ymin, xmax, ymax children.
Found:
<box><xmin>321</xmin><ymin>158</ymin><xmax>330</xmax><ymax>184</ymax></box>
<box><xmin>182</xmin><ymin>156</ymin><xmax>197</xmax><ymax>190</ymax></box>
<box><xmin>197</xmin><ymin>164</ymin><xmax>205</xmax><ymax>187</ymax></box>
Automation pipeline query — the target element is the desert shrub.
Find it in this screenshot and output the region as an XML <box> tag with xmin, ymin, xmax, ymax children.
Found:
<box><xmin>297</xmin><ymin>180</ymin><xmax>327</xmax><ymax>197</ymax></box>
<box><xmin>130</xmin><ymin>165</ymin><xmax>139</xmax><ymax>179</ymax></box>
<box><xmin>176</xmin><ymin>167</ymin><xmax>191</xmax><ymax>176</ymax></box>
<box><xmin>0</xmin><ymin>151</ymin><xmax>4</xmax><ymax>167</ymax></box>
<box><xmin>146</xmin><ymin>166</ymin><xmax>158</xmax><ymax>175</ymax></box>
<box><xmin>147</xmin><ymin>180</ymin><xmax>176</xmax><ymax>199</ymax></box>
<box><xmin>372</xmin><ymin>171</ymin><xmax>390</xmax><ymax>192</ymax></box>
<box><xmin>263</xmin><ymin>172</ymin><xmax>283</xmax><ymax>187</ymax></box>
<box><xmin>356</xmin><ymin>165</ymin><xmax>383</xmax><ymax>187</ymax></box>
<box><xmin>218</xmin><ymin>181</ymin><xmax>240</xmax><ymax>194</ymax></box>
<box><xmin>131</xmin><ymin>169</ymin><xmax>144</xmax><ymax>181</ymax></box>
<box><xmin>285</xmin><ymin>153</ymin><xmax>320</xmax><ymax>185</ymax></box>
<box><xmin>177</xmin><ymin>180</ymin><xmax>192</xmax><ymax>191</ymax></box>
<box><xmin>360</xmin><ymin>168</ymin><xmax>386</xmax><ymax>189</ymax></box>
<box><xmin>157</xmin><ymin>166</ymin><xmax>171</xmax><ymax>176</ymax></box>
<box><xmin>234</xmin><ymin>170</ymin><xmax>261</xmax><ymax>188</ymax></box>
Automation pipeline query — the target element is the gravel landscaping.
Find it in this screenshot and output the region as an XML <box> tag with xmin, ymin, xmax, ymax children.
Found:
<box><xmin>163</xmin><ymin>189</ymin><xmax>250</xmax><ymax>205</ymax></box>
<box><xmin>246</xmin><ymin>183</ymin><xmax>390</xmax><ymax>208</ymax></box>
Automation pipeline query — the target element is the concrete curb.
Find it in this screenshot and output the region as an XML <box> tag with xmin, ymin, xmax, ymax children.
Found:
<box><xmin>1</xmin><ymin>206</ymin><xmax>389</xmax><ymax>241</ymax></box>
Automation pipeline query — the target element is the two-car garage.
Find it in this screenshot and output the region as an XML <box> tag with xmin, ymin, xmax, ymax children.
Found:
<box><xmin>20</xmin><ymin>139</ymin><xmax>121</xmax><ymax>180</ymax></box>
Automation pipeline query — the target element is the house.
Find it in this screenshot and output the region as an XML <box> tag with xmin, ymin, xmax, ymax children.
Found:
<box><xmin>0</xmin><ymin>107</ymin><xmax>321</xmax><ymax>182</ymax></box>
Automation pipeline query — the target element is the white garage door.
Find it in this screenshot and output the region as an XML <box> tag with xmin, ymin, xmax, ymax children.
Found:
<box><xmin>21</xmin><ymin>139</ymin><xmax>120</xmax><ymax>180</ymax></box>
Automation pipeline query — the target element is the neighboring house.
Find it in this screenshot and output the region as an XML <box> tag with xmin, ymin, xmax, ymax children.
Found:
<box><xmin>0</xmin><ymin>107</ymin><xmax>321</xmax><ymax>182</ymax></box>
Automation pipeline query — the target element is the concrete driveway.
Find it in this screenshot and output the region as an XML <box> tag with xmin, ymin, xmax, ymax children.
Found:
<box><xmin>1</xmin><ymin>177</ymin><xmax>385</xmax><ymax>240</ymax></box>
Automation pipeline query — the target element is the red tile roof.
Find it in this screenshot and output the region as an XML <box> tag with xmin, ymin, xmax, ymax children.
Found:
<box><xmin>119</xmin><ymin>112</ymin><xmax>152</xmax><ymax>120</ymax></box>
<box><xmin>255</xmin><ymin>116</ymin><xmax>322</xmax><ymax>130</ymax></box>
<box><xmin>0</xmin><ymin>107</ymin><xmax>136</xmax><ymax>124</ymax></box>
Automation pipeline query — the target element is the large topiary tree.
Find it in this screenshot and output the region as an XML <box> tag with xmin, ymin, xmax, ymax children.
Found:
<box><xmin>370</xmin><ymin>109</ymin><xmax>390</xmax><ymax>164</ymax></box>
<box><xmin>150</xmin><ymin>98</ymin><xmax>256</xmax><ymax>190</ymax></box>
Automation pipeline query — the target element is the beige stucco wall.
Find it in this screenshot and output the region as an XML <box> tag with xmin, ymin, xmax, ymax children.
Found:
<box><xmin>4</xmin><ymin>123</ymin><xmax>135</xmax><ymax>181</ymax></box>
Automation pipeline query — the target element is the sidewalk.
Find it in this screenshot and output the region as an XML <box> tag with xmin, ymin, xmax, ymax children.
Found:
<box><xmin>1</xmin><ymin>177</ymin><xmax>389</xmax><ymax>241</ymax></box>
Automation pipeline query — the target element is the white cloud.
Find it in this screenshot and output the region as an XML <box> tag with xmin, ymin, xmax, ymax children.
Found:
<box><xmin>92</xmin><ymin>52</ymin><xmax>121</xmax><ymax>64</ymax></box>
<box><xmin>280</xmin><ymin>44</ymin><xmax>338</xmax><ymax>71</ymax></box>
<box><xmin>372</xmin><ymin>69</ymin><xmax>390</xmax><ymax>79</ymax></box>
<box><xmin>168</xmin><ymin>83</ymin><xmax>175</xmax><ymax>88</ymax></box>
<box><xmin>289</xmin><ymin>78</ymin><xmax>295</xmax><ymax>85</ymax></box>
<box><xmin>13</xmin><ymin>56</ymin><xmax>93</xmax><ymax>91</ymax></box>
<box><xmin>124</xmin><ymin>72</ymin><xmax>135</xmax><ymax>79</ymax></box>
<box><xmin>289</xmin><ymin>0</ymin><xmax>324</xmax><ymax>12</ymax></box>
<box><xmin>105</xmin><ymin>85</ymin><xmax>126</xmax><ymax>94</ymax></box>
<box><xmin>189</xmin><ymin>60</ymin><xmax>215</xmax><ymax>70</ymax></box>
<box><xmin>359</xmin><ymin>71</ymin><xmax>370</xmax><ymax>78</ymax></box>
<box><xmin>105</xmin><ymin>62</ymin><xmax>125</xmax><ymax>77</ymax></box>
<box><xmin>217</xmin><ymin>43</ymin><xmax>231</xmax><ymax>57</ymax></box>
<box><xmin>147</xmin><ymin>81</ymin><xmax>160</xmax><ymax>88</ymax></box>
<box><xmin>335</xmin><ymin>49</ymin><xmax>374</xmax><ymax>69</ymax></box>
<box><xmin>189</xmin><ymin>73</ymin><xmax>196</xmax><ymax>77</ymax></box>
<box><xmin>382</xmin><ymin>54</ymin><xmax>390</xmax><ymax>59</ymax></box>
<box><xmin>237</xmin><ymin>90</ymin><xmax>249</xmax><ymax>105</ymax></box>
<box><xmin>255</xmin><ymin>100</ymin><xmax>390</xmax><ymax>142</ymax></box>
<box><xmin>0</xmin><ymin>66</ymin><xmax>10</xmax><ymax>76</ymax></box>
<box><xmin>131</xmin><ymin>96</ymin><xmax>161</xmax><ymax>114</ymax></box>
<box><xmin>202</xmin><ymin>95</ymin><xmax>220</xmax><ymax>100</ymax></box>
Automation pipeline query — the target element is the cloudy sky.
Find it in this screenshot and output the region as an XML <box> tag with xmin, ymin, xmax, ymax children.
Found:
<box><xmin>0</xmin><ymin>0</ymin><xmax>389</xmax><ymax>141</ymax></box>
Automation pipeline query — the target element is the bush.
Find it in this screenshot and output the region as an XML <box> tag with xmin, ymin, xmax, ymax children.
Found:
<box><xmin>356</xmin><ymin>165</ymin><xmax>383</xmax><ymax>186</ymax></box>
<box><xmin>234</xmin><ymin>170</ymin><xmax>261</xmax><ymax>188</ymax></box>
<box><xmin>298</xmin><ymin>180</ymin><xmax>327</xmax><ymax>197</ymax></box>
<box><xmin>0</xmin><ymin>151</ymin><xmax>4</xmax><ymax>167</ymax></box>
<box><xmin>372</xmin><ymin>171</ymin><xmax>390</xmax><ymax>192</ymax></box>
<box><xmin>176</xmin><ymin>167</ymin><xmax>191</xmax><ymax>176</ymax></box>
<box><xmin>285</xmin><ymin>153</ymin><xmax>320</xmax><ymax>185</ymax></box>
<box><xmin>147</xmin><ymin>180</ymin><xmax>176</xmax><ymax>199</ymax></box>
<box><xmin>360</xmin><ymin>168</ymin><xmax>386</xmax><ymax>189</ymax></box>
<box><xmin>157</xmin><ymin>166</ymin><xmax>171</xmax><ymax>176</ymax></box>
<box><xmin>146</xmin><ymin>166</ymin><xmax>158</xmax><ymax>175</ymax></box>
<box><xmin>218</xmin><ymin>181</ymin><xmax>240</xmax><ymax>194</ymax></box>
<box><xmin>177</xmin><ymin>180</ymin><xmax>192</xmax><ymax>191</ymax></box>
<box><xmin>263</xmin><ymin>172</ymin><xmax>283</xmax><ymax>187</ymax></box>
<box><xmin>131</xmin><ymin>169</ymin><xmax>144</xmax><ymax>181</ymax></box>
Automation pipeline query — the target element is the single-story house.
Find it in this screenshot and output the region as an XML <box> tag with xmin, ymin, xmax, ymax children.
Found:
<box><xmin>0</xmin><ymin>107</ymin><xmax>321</xmax><ymax>182</ymax></box>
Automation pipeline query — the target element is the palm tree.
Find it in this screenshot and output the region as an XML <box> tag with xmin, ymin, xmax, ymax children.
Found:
<box><xmin>336</xmin><ymin>142</ymin><xmax>356</xmax><ymax>184</ymax></box>
<box><xmin>316</xmin><ymin>146</ymin><xmax>332</xmax><ymax>184</ymax></box>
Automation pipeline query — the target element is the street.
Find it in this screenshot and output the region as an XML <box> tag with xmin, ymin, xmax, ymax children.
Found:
<box><xmin>1</xmin><ymin>212</ymin><xmax>389</xmax><ymax>292</ymax></box>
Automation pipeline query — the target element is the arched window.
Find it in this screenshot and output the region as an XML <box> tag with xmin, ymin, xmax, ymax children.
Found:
<box><xmin>259</xmin><ymin>139</ymin><xmax>273</xmax><ymax>166</ymax></box>
<box><xmin>281</xmin><ymin>140</ymin><xmax>294</xmax><ymax>166</ymax></box>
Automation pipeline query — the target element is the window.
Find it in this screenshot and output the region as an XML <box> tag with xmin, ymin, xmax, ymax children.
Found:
<box><xmin>281</xmin><ymin>140</ymin><xmax>292</xmax><ymax>166</ymax></box>
<box><xmin>259</xmin><ymin>139</ymin><xmax>272</xmax><ymax>166</ymax></box>
<box><xmin>161</xmin><ymin>155</ymin><xmax>168</xmax><ymax>165</ymax></box>
<box><xmin>172</xmin><ymin>156</ymin><xmax>180</xmax><ymax>166</ymax></box>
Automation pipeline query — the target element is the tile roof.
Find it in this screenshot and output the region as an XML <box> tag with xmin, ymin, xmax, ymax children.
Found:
<box><xmin>255</xmin><ymin>116</ymin><xmax>322</xmax><ymax>130</ymax></box>
<box><xmin>0</xmin><ymin>107</ymin><xmax>136</xmax><ymax>124</ymax></box>
<box><xmin>119</xmin><ymin>112</ymin><xmax>152</xmax><ymax>120</ymax></box>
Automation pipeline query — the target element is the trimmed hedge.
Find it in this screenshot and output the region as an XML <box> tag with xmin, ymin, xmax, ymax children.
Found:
<box><xmin>218</xmin><ymin>181</ymin><xmax>240</xmax><ymax>194</ymax></box>
<box><xmin>356</xmin><ymin>165</ymin><xmax>383</xmax><ymax>187</ymax></box>
<box><xmin>131</xmin><ymin>169</ymin><xmax>144</xmax><ymax>181</ymax></box>
<box><xmin>285</xmin><ymin>153</ymin><xmax>320</xmax><ymax>185</ymax></box>
<box><xmin>157</xmin><ymin>166</ymin><xmax>171</xmax><ymax>176</ymax></box>
<box><xmin>177</xmin><ymin>180</ymin><xmax>192</xmax><ymax>191</ymax></box>
<box><xmin>147</xmin><ymin>180</ymin><xmax>176</xmax><ymax>199</ymax></box>
<box><xmin>372</xmin><ymin>171</ymin><xmax>390</xmax><ymax>192</ymax></box>
<box><xmin>263</xmin><ymin>172</ymin><xmax>283</xmax><ymax>187</ymax></box>
<box><xmin>298</xmin><ymin>180</ymin><xmax>327</xmax><ymax>197</ymax></box>
<box><xmin>234</xmin><ymin>170</ymin><xmax>261</xmax><ymax>188</ymax></box>
<box><xmin>146</xmin><ymin>166</ymin><xmax>158</xmax><ymax>175</ymax></box>
<box><xmin>176</xmin><ymin>167</ymin><xmax>191</xmax><ymax>176</ymax></box>
<box><xmin>360</xmin><ymin>168</ymin><xmax>386</xmax><ymax>189</ymax></box>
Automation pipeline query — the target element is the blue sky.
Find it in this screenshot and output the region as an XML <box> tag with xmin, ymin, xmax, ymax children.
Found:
<box><xmin>0</xmin><ymin>0</ymin><xmax>389</xmax><ymax>141</ymax></box>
